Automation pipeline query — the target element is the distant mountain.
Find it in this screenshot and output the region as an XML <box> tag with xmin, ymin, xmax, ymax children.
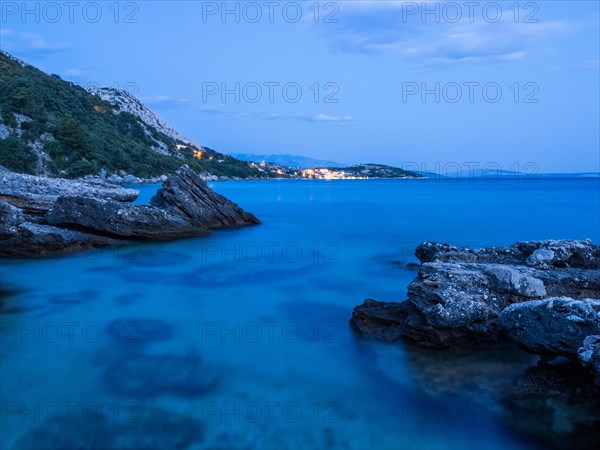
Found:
<box><xmin>531</xmin><ymin>172</ymin><xmax>600</xmax><ymax>179</ymax></box>
<box><xmin>0</xmin><ymin>51</ymin><xmax>265</xmax><ymax>179</ymax></box>
<box><xmin>295</xmin><ymin>164</ymin><xmax>423</xmax><ymax>179</ymax></box>
<box><xmin>437</xmin><ymin>168</ymin><xmax>600</xmax><ymax>179</ymax></box>
<box><xmin>229</xmin><ymin>153</ymin><xmax>346</xmax><ymax>169</ymax></box>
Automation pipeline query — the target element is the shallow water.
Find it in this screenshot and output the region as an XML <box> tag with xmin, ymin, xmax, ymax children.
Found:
<box><xmin>1</xmin><ymin>179</ymin><xmax>599</xmax><ymax>449</ymax></box>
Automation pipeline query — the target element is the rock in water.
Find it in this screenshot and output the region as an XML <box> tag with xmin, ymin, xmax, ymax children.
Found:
<box><xmin>150</xmin><ymin>164</ymin><xmax>260</xmax><ymax>228</ymax></box>
<box><xmin>351</xmin><ymin>240</ymin><xmax>600</xmax><ymax>348</ymax></box>
<box><xmin>499</xmin><ymin>297</ymin><xmax>600</xmax><ymax>360</ymax></box>
<box><xmin>47</xmin><ymin>196</ymin><xmax>208</xmax><ymax>239</ymax></box>
<box><xmin>104</xmin><ymin>353</ymin><xmax>219</xmax><ymax>397</ymax></box>
<box><xmin>0</xmin><ymin>165</ymin><xmax>260</xmax><ymax>257</ymax></box>
<box><xmin>13</xmin><ymin>406</ymin><xmax>204</xmax><ymax>450</ymax></box>
<box><xmin>350</xmin><ymin>299</ymin><xmax>407</xmax><ymax>342</ymax></box>
<box><xmin>1</xmin><ymin>221</ymin><xmax>125</xmax><ymax>257</ymax></box>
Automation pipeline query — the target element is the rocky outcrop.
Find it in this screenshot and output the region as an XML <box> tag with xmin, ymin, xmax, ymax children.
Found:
<box><xmin>500</xmin><ymin>297</ymin><xmax>600</xmax><ymax>360</ymax></box>
<box><xmin>2</xmin><ymin>221</ymin><xmax>127</xmax><ymax>257</ymax></box>
<box><xmin>47</xmin><ymin>196</ymin><xmax>208</xmax><ymax>239</ymax></box>
<box><xmin>352</xmin><ymin>240</ymin><xmax>600</xmax><ymax>349</ymax></box>
<box><xmin>1</xmin><ymin>199</ymin><xmax>126</xmax><ymax>257</ymax></box>
<box><xmin>150</xmin><ymin>165</ymin><xmax>260</xmax><ymax>227</ymax></box>
<box><xmin>0</xmin><ymin>165</ymin><xmax>259</xmax><ymax>257</ymax></box>
<box><xmin>352</xmin><ymin>240</ymin><xmax>600</xmax><ymax>445</ymax></box>
<box><xmin>0</xmin><ymin>169</ymin><xmax>138</xmax><ymax>214</ymax></box>
<box><xmin>0</xmin><ymin>200</ymin><xmax>23</xmax><ymax>238</ymax></box>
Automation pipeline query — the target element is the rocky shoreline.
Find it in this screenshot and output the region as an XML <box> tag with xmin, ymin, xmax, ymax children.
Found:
<box><xmin>0</xmin><ymin>165</ymin><xmax>259</xmax><ymax>257</ymax></box>
<box><xmin>81</xmin><ymin>171</ymin><xmax>251</xmax><ymax>185</ymax></box>
<box><xmin>351</xmin><ymin>240</ymin><xmax>600</xmax><ymax>446</ymax></box>
<box><xmin>352</xmin><ymin>240</ymin><xmax>599</xmax><ymax>380</ymax></box>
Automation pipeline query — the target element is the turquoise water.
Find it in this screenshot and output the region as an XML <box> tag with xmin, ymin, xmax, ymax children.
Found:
<box><xmin>1</xmin><ymin>179</ymin><xmax>599</xmax><ymax>449</ymax></box>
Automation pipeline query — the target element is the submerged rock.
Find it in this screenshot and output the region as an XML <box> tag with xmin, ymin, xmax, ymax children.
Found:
<box><xmin>12</xmin><ymin>406</ymin><xmax>204</xmax><ymax>450</ymax></box>
<box><xmin>501</xmin><ymin>361</ymin><xmax>600</xmax><ymax>449</ymax></box>
<box><xmin>104</xmin><ymin>317</ymin><xmax>174</xmax><ymax>345</ymax></box>
<box><xmin>104</xmin><ymin>352</ymin><xmax>219</xmax><ymax>397</ymax></box>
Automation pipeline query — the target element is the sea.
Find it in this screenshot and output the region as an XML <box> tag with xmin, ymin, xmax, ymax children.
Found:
<box><xmin>1</xmin><ymin>178</ymin><xmax>599</xmax><ymax>449</ymax></box>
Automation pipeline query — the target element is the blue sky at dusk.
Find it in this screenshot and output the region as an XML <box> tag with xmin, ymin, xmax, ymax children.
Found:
<box><xmin>1</xmin><ymin>0</ymin><xmax>598</xmax><ymax>172</ymax></box>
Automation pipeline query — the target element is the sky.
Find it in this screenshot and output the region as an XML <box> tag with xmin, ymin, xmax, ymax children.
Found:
<box><xmin>1</xmin><ymin>0</ymin><xmax>599</xmax><ymax>173</ymax></box>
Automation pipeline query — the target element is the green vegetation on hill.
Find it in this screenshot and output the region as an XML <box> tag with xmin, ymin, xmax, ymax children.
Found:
<box><xmin>0</xmin><ymin>51</ymin><xmax>266</xmax><ymax>178</ymax></box>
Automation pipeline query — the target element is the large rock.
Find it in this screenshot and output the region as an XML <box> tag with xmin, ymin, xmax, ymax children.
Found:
<box><xmin>1</xmin><ymin>165</ymin><xmax>260</xmax><ymax>257</ymax></box>
<box><xmin>150</xmin><ymin>164</ymin><xmax>260</xmax><ymax>228</ymax></box>
<box><xmin>499</xmin><ymin>297</ymin><xmax>600</xmax><ymax>360</ymax></box>
<box><xmin>0</xmin><ymin>200</ymin><xmax>23</xmax><ymax>238</ymax></box>
<box><xmin>47</xmin><ymin>196</ymin><xmax>208</xmax><ymax>239</ymax></box>
<box><xmin>0</xmin><ymin>222</ymin><xmax>123</xmax><ymax>257</ymax></box>
<box><xmin>352</xmin><ymin>240</ymin><xmax>600</xmax><ymax>348</ymax></box>
<box><xmin>485</xmin><ymin>265</ymin><xmax>547</xmax><ymax>297</ymax></box>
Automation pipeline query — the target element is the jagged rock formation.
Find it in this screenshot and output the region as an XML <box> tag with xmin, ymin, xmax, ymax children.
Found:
<box><xmin>47</xmin><ymin>196</ymin><xmax>207</xmax><ymax>239</ymax></box>
<box><xmin>150</xmin><ymin>165</ymin><xmax>260</xmax><ymax>228</ymax></box>
<box><xmin>351</xmin><ymin>240</ymin><xmax>600</xmax><ymax>383</ymax></box>
<box><xmin>0</xmin><ymin>165</ymin><xmax>259</xmax><ymax>257</ymax></box>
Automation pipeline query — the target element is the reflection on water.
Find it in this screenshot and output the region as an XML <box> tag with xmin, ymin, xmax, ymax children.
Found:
<box><xmin>1</xmin><ymin>179</ymin><xmax>599</xmax><ymax>449</ymax></box>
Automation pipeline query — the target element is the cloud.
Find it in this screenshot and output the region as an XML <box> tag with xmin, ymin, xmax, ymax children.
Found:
<box><xmin>0</xmin><ymin>29</ymin><xmax>72</xmax><ymax>55</ymax></box>
<box><xmin>317</xmin><ymin>4</ymin><xmax>575</xmax><ymax>66</ymax></box>
<box><xmin>140</xmin><ymin>95</ymin><xmax>190</xmax><ymax>109</ymax></box>
<box><xmin>61</xmin><ymin>68</ymin><xmax>87</xmax><ymax>78</ymax></box>
<box><xmin>198</xmin><ymin>106</ymin><xmax>353</xmax><ymax>123</ymax></box>
<box><xmin>576</xmin><ymin>59</ymin><xmax>600</xmax><ymax>70</ymax></box>
<box><xmin>295</xmin><ymin>113</ymin><xmax>353</xmax><ymax>123</ymax></box>
<box><xmin>198</xmin><ymin>105</ymin><xmax>233</xmax><ymax>116</ymax></box>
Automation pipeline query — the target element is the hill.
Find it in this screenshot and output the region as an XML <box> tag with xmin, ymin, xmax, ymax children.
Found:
<box><xmin>0</xmin><ymin>51</ymin><xmax>266</xmax><ymax>179</ymax></box>
<box><xmin>229</xmin><ymin>153</ymin><xmax>346</xmax><ymax>169</ymax></box>
<box><xmin>298</xmin><ymin>164</ymin><xmax>424</xmax><ymax>179</ymax></box>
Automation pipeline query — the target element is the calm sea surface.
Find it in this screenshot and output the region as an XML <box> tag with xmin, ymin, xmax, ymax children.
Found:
<box><xmin>1</xmin><ymin>178</ymin><xmax>599</xmax><ymax>449</ymax></box>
